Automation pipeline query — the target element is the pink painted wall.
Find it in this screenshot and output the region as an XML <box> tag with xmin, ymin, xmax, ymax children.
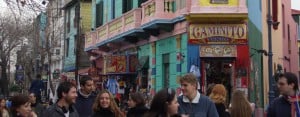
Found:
<box><xmin>282</xmin><ymin>0</ymin><xmax>299</xmax><ymax>74</ymax></box>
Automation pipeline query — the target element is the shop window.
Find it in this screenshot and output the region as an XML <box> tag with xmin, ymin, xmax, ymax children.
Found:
<box><xmin>163</xmin><ymin>54</ymin><xmax>170</xmax><ymax>88</ymax></box>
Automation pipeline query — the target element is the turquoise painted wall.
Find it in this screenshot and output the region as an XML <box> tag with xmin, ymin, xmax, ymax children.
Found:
<box><xmin>248</xmin><ymin>0</ymin><xmax>264</xmax><ymax>108</ymax></box>
<box><xmin>64</xmin><ymin>4</ymin><xmax>77</xmax><ymax>71</ymax></box>
<box><xmin>153</xmin><ymin>34</ymin><xmax>188</xmax><ymax>91</ymax></box>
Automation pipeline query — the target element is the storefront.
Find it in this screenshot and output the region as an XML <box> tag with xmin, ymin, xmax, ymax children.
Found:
<box><xmin>188</xmin><ymin>23</ymin><xmax>249</xmax><ymax>104</ymax></box>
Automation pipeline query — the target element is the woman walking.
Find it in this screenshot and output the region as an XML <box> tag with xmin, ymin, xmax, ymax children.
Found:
<box><xmin>92</xmin><ymin>90</ymin><xmax>125</xmax><ymax>117</ymax></box>
<box><xmin>127</xmin><ymin>92</ymin><xmax>148</xmax><ymax>117</ymax></box>
<box><xmin>143</xmin><ymin>88</ymin><xmax>180</xmax><ymax>117</ymax></box>
<box><xmin>229</xmin><ymin>90</ymin><xmax>252</xmax><ymax>117</ymax></box>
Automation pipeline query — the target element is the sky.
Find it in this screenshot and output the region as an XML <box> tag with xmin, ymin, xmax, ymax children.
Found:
<box><xmin>1</xmin><ymin>0</ymin><xmax>299</xmax><ymax>14</ymax></box>
<box><xmin>292</xmin><ymin>0</ymin><xmax>300</xmax><ymax>10</ymax></box>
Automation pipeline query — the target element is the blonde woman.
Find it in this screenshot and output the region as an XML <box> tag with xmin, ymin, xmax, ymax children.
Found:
<box><xmin>229</xmin><ymin>90</ymin><xmax>252</xmax><ymax>117</ymax></box>
<box><xmin>92</xmin><ymin>90</ymin><xmax>125</xmax><ymax>117</ymax></box>
<box><xmin>209</xmin><ymin>84</ymin><xmax>229</xmax><ymax>117</ymax></box>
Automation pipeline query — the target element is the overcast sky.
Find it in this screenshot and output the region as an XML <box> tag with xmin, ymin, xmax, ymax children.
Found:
<box><xmin>292</xmin><ymin>0</ymin><xmax>300</xmax><ymax>10</ymax></box>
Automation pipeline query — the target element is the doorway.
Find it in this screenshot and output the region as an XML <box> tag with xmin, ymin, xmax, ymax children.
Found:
<box><xmin>202</xmin><ymin>58</ymin><xmax>235</xmax><ymax>105</ymax></box>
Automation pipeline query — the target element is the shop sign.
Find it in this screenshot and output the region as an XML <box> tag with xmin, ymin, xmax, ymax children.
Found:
<box><xmin>66</xmin><ymin>72</ymin><xmax>75</xmax><ymax>80</ymax></box>
<box><xmin>189</xmin><ymin>24</ymin><xmax>247</xmax><ymax>44</ymax></box>
<box><xmin>200</xmin><ymin>45</ymin><xmax>237</xmax><ymax>57</ymax></box>
<box><xmin>106</xmin><ymin>55</ymin><xmax>126</xmax><ymax>73</ymax></box>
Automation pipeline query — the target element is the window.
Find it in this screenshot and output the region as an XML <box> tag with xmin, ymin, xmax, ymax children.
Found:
<box><xmin>164</xmin><ymin>0</ymin><xmax>175</xmax><ymax>12</ymax></box>
<box><xmin>66</xmin><ymin>10</ymin><xmax>70</xmax><ymax>33</ymax></box>
<box><xmin>175</xmin><ymin>0</ymin><xmax>186</xmax><ymax>10</ymax></box>
<box><xmin>298</xmin><ymin>47</ymin><xmax>300</xmax><ymax>67</ymax></box>
<box><xmin>55</xmin><ymin>49</ymin><xmax>60</xmax><ymax>55</ymax></box>
<box><xmin>163</xmin><ymin>54</ymin><xmax>170</xmax><ymax>88</ymax></box>
<box><xmin>65</xmin><ymin>38</ymin><xmax>69</xmax><ymax>57</ymax></box>
<box><xmin>74</xmin><ymin>5</ymin><xmax>79</xmax><ymax>28</ymax></box>
<box><xmin>96</xmin><ymin>1</ymin><xmax>104</xmax><ymax>27</ymax></box>
<box><xmin>282</xmin><ymin>4</ymin><xmax>285</xmax><ymax>37</ymax></box>
<box><xmin>138</xmin><ymin>0</ymin><xmax>147</xmax><ymax>7</ymax></box>
<box><xmin>111</xmin><ymin>0</ymin><xmax>115</xmax><ymax>19</ymax></box>
<box><xmin>123</xmin><ymin>0</ymin><xmax>133</xmax><ymax>13</ymax></box>
<box><xmin>288</xmin><ymin>24</ymin><xmax>291</xmax><ymax>54</ymax></box>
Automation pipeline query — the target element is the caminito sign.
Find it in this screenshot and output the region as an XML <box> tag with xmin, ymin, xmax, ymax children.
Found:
<box><xmin>189</xmin><ymin>24</ymin><xmax>248</xmax><ymax>44</ymax></box>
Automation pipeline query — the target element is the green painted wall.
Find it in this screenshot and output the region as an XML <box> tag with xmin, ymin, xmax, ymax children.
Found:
<box><xmin>143</xmin><ymin>34</ymin><xmax>188</xmax><ymax>91</ymax></box>
<box><xmin>138</xmin><ymin>44</ymin><xmax>151</xmax><ymax>57</ymax></box>
<box><xmin>115</xmin><ymin>0</ymin><xmax>123</xmax><ymax>18</ymax></box>
<box><xmin>64</xmin><ymin>5</ymin><xmax>77</xmax><ymax>71</ymax></box>
<box><xmin>248</xmin><ymin>20</ymin><xmax>264</xmax><ymax>107</ymax></box>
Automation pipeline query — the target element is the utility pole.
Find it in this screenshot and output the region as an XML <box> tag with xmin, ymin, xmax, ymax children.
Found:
<box><xmin>267</xmin><ymin>0</ymin><xmax>275</xmax><ymax>103</ymax></box>
<box><xmin>75</xmin><ymin>0</ymin><xmax>80</xmax><ymax>88</ymax></box>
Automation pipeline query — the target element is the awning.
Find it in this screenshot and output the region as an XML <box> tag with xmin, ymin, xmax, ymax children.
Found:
<box><xmin>137</xmin><ymin>56</ymin><xmax>149</xmax><ymax>70</ymax></box>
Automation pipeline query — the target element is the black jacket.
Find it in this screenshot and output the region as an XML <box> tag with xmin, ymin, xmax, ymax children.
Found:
<box><xmin>215</xmin><ymin>103</ymin><xmax>230</xmax><ymax>117</ymax></box>
<box><xmin>92</xmin><ymin>108</ymin><xmax>115</xmax><ymax>117</ymax></box>
<box><xmin>127</xmin><ymin>106</ymin><xmax>148</xmax><ymax>117</ymax></box>
<box><xmin>42</xmin><ymin>103</ymin><xmax>79</xmax><ymax>117</ymax></box>
<box><xmin>267</xmin><ymin>96</ymin><xmax>292</xmax><ymax>117</ymax></box>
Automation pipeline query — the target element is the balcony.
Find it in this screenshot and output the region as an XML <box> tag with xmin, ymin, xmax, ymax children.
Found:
<box><xmin>84</xmin><ymin>31</ymin><xmax>97</xmax><ymax>51</ymax></box>
<box><xmin>85</xmin><ymin>8</ymin><xmax>145</xmax><ymax>51</ymax></box>
<box><xmin>141</xmin><ymin>0</ymin><xmax>188</xmax><ymax>36</ymax></box>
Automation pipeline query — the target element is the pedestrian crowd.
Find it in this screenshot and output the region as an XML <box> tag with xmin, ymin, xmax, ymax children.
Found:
<box><xmin>1</xmin><ymin>72</ymin><xmax>299</xmax><ymax>117</ymax></box>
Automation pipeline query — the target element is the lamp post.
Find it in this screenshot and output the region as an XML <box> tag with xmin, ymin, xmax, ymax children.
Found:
<box><xmin>267</xmin><ymin>0</ymin><xmax>275</xmax><ymax>103</ymax></box>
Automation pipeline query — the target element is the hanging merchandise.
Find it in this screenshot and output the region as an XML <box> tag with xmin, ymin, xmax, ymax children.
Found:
<box><xmin>106</xmin><ymin>77</ymin><xmax>119</xmax><ymax>95</ymax></box>
<box><xmin>118</xmin><ymin>77</ymin><xmax>125</xmax><ymax>94</ymax></box>
<box><xmin>190</xmin><ymin>65</ymin><xmax>201</xmax><ymax>77</ymax></box>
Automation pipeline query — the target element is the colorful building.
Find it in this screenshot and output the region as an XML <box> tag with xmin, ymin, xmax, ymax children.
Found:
<box><xmin>282</xmin><ymin>0</ymin><xmax>299</xmax><ymax>74</ymax></box>
<box><xmin>85</xmin><ymin>0</ymin><xmax>253</xmax><ymax>103</ymax></box>
<box><xmin>62</xmin><ymin>0</ymin><xmax>92</xmax><ymax>80</ymax></box>
<box><xmin>293</xmin><ymin>9</ymin><xmax>300</xmax><ymax>76</ymax></box>
<box><xmin>247</xmin><ymin>0</ymin><xmax>264</xmax><ymax>108</ymax></box>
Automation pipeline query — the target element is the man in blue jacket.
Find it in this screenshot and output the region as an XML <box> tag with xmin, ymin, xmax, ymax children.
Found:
<box><xmin>267</xmin><ymin>72</ymin><xmax>299</xmax><ymax>117</ymax></box>
<box><xmin>74</xmin><ymin>76</ymin><xmax>96</xmax><ymax>117</ymax></box>
<box><xmin>178</xmin><ymin>73</ymin><xmax>219</xmax><ymax>117</ymax></box>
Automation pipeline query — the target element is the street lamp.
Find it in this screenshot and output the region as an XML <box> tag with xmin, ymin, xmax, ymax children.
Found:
<box><xmin>52</xmin><ymin>69</ymin><xmax>60</xmax><ymax>79</ymax></box>
<box><xmin>267</xmin><ymin>0</ymin><xmax>276</xmax><ymax>103</ymax></box>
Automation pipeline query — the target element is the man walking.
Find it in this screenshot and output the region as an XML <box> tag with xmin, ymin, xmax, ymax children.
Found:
<box><xmin>29</xmin><ymin>74</ymin><xmax>45</xmax><ymax>102</ymax></box>
<box><xmin>29</xmin><ymin>92</ymin><xmax>45</xmax><ymax>116</ymax></box>
<box><xmin>178</xmin><ymin>73</ymin><xmax>219</xmax><ymax>117</ymax></box>
<box><xmin>42</xmin><ymin>82</ymin><xmax>79</xmax><ymax>117</ymax></box>
<box><xmin>267</xmin><ymin>72</ymin><xmax>299</xmax><ymax>117</ymax></box>
<box><xmin>74</xmin><ymin>76</ymin><xmax>96</xmax><ymax>117</ymax></box>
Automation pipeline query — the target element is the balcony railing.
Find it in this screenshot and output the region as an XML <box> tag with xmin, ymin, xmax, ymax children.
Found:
<box><xmin>84</xmin><ymin>8</ymin><xmax>142</xmax><ymax>49</ymax></box>
<box><xmin>141</xmin><ymin>0</ymin><xmax>177</xmax><ymax>25</ymax></box>
<box><xmin>84</xmin><ymin>31</ymin><xmax>96</xmax><ymax>50</ymax></box>
<box><xmin>95</xmin><ymin>8</ymin><xmax>142</xmax><ymax>45</ymax></box>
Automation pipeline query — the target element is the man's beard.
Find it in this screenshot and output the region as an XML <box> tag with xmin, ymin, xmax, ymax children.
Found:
<box><xmin>65</xmin><ymin>96</ymin><xmax>75</xmax><ymax>105</ymax></box>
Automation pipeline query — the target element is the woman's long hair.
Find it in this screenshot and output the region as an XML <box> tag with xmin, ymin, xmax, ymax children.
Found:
<box><xmin>143</xmin><ymin>88</ymin><xmax>176</xmax><ymax>117</ymax></box>
<box><xmin>10</xmin><ymin>94</ymin><xmax>30</xmax><ymax>117</ymax></box>
<box><xmin>230</xmin><ymin>90</ymin><xmax>252</xmax><ymax>117</ymax></box>
<box><xmin>92</xmin><ymin>89</ymin><xmax>124</xmax><ymax>117</ymax></box>
<box><xmin>209</xmin><ymin>84</ymin><xmax>227</xmax><ymax>104</ymax></box>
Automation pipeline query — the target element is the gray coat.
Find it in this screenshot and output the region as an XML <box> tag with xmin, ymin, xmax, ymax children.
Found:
<box><xmin>42</xmin><ymin>103</ymin><xmax>79</xmax><ymax>117</ymax></box>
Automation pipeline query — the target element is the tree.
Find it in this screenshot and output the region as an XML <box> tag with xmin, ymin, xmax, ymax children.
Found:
<box><xmin>0</xmin><ymin>14</ymin><xmax>33</xmax><ymax>96</ymax></box>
